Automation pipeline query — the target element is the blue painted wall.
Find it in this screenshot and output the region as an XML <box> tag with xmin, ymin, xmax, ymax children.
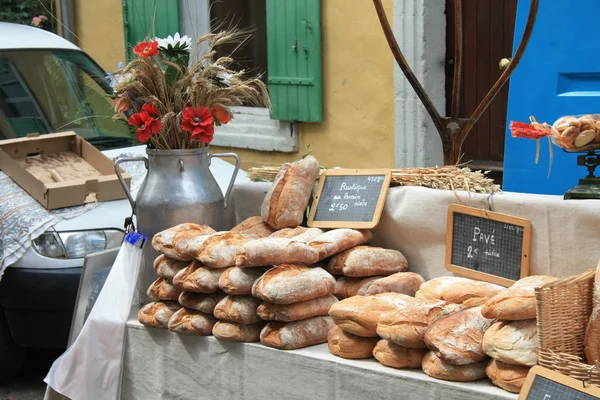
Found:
<box><xmin>504</xmin><ymin>0</ymin><xmax>600</xmax><ymax>195</ymax></box>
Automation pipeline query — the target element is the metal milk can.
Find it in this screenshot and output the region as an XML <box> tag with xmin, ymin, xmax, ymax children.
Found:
<box><xmin>115</xmin><ymin>147</ymin><xmax>239</xmax><ymax>306</ymax></box>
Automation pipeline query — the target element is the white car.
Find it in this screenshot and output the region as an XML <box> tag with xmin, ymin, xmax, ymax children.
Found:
<box><xmin>0</xmin><ymin>22</ymin><xmax>247</xmax><ymax>378</ymax></box>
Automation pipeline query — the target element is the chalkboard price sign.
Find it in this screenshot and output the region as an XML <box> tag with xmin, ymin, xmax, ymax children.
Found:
<box><xmin>519</xmin><ymin>366</ymin><xmax>600</xmax><ymax>399</ymax></box>
<box><xmin>445</xmin><ymin>204</ymin><xmax>532</xmax><ymax>287</ymax></box>
<box><xmin>307</xmin><ymin>169</ymin><xmax>391</xmax><ymax>229</ymax></box>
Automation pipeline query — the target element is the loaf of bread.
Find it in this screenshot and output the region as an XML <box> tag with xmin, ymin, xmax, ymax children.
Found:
<box><xmin>153</xmin><ymin>255</ymin><xmax>189</xmax><ymax>280</ymax></box>
<box><xmin>334</xmin><ymin>276</ymin><xmax>385</xmax><ymax>299</ymax></box>
<box><xmin>327</xmin><ymin>325</ymin><xmax>379</xmax><ymax>359</ymax></box>
<box><xmin>260</xmin><ymin>316</ymin><xmax>334</xmax><ymax>350</ymax></box>
<box><xmin>377</xmin><ymin>301</ymin><xmax>465</xmax><ymax>348</ymax></box>
<box><xmin>261</xmin><ymin>155</ymin><xmax>320</xmax><ymax>229</ymax></box>
<box><xmin>270</xmin><ymin>227</ymin><xmax>324</xmax><ymax>243</ymax></box>
<box><xmin>365</xmin><ymin>272</ymin><xmax>425</xmax><ymax>296</ymax></box>
<box><xmin>167</xmin><ymin>307</ymin><xmax>216</xmax><ymax>335</ymax></box>
<box><xmin>178</xmin><ymin>291</ymin><xmax>226</xmax><ymax>314</ymax></box>
<box><xmin>152</xmin><ymin>223</ymin><xmax>215</xmax><ymax>260</ymax></box>
<box><xmin>172</xmin><ymin>230</ymin><xmax>212</xmax><ymax>261</ymax></box>
<box><xmin>585</xmin><ymin>259</ymin><xmax>600</xmax><ymax>364</ymax></box>
<box><xmin>422</xmin><ymin>351</ymin><xmax>488</xmax><ymax>382</ymax></box>
<box><xmin>328</xmin><ymin>293</ymin><xmax>423</xmax><ymax>337</ymax></box>
<box><xmin>373</xmin><ymin>339</ymin><xmax>428</xmax><ymax>369</ymax></box>
<box><xmin>172</xmin><ymin>261</ymin><xmax>225</xmax><ymax>293</ymax></box>
<box><xmin>486</xmin><ymin>359</ymin><xmax>530</xmax><ymax>394</ymax></box>
<box><xmin>182</xmin><ymin>234</ymin><xmax>213</xmax><ymax>260</ymax></box>
<box><xmin>481</xmin><ymin>275</ymin><xmax>558</xmax><ymax>321</ymax></box>
<box><xmin>308</xmin><ymin>229</ymin><xmax>372</xmax><ymax>261</ymax></box>
<box><xmin>230</xmin><ymin>216</ymin><xmax>275</xmax><ymax>238</ymax></box>
<box><xmin>198</xmin><ymin>232</ymin><xmax>249</xmax><ymax>268</ymax></box>
<box><xmin>147</xmin><ymin>277</ymin><xmax>183</xmax><ymax>301</ymax></box>
<box><xmin>235</xmin><ymin>237</ymin><xmax>319</xmax><ymax>267</ymax></box>
<box><xmin>257</xmin><ymin>294</ymin><xmax>338</xmax><ymax>322</ymax></box>
<box><xmin>424</xmin><ymin>305</ymin><xmax>494</xmax><ymax>365</ymax></box>
<box><xmin>251</xmin><ymin>265</ymin><xmax>336</xmax><ymax>304</ymax></box>
<box><xmin>212</xmin><ymin>321</ymin><xmax>264</xmax><ymax>342</ymax></box>
<box><xmin>482</xmin><ymin>319</ymin><xmax>538</xmax><ymax>366</ymax></box>
<box><xmin>415</xmin><ymin>276</ymin><xmax>505</xmax><ymax>307</ymax></box>
<box><xmin>213</xmin><ymin>295</ymin><xmax>262</xmax><ymax>324</ymax></box>
<box><xmin>326</xmin><ymin>246</ymin><xmax>408</xmax><ymax>277</ymax></box>
<box><xmin>219</xmin><ymin>266</ymin><xmax>269</xmax><ymax>295</ymax></box>
<box><xmin>138</xmin><ymin>301</ymin><xmax>181</xmax><ymax>329</ymax></box>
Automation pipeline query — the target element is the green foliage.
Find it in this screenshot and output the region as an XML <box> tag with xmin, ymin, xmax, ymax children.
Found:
<box><xmin>0</xmin><ymin>0</ymin><xmax>57</xmax><ymax>33</ymax></box>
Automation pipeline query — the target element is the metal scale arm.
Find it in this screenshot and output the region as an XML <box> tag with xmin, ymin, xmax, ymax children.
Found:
<box><xmin>372</xmin><ymin>0</ymin><xmax>540</xmax><ymax>166</ymax></box>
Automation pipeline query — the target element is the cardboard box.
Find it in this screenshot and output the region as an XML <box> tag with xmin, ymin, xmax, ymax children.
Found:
<box><xmin>0</xmin><ymin>131</ymin><xmax>132</xmax><ymax>210</ymax></box>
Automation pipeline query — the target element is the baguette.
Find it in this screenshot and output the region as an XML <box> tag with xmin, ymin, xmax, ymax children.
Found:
<box><xmin>251</xmin><ymin>265</ymin><xmax>336</xmax><ymax>304</ymax></box>
<box><xmin>326</xmin><ymin>246</ymin><xmax>408</xmax><ymax>277</ymax></box>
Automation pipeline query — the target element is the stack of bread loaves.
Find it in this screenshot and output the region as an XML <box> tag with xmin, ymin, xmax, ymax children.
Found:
<box><xmin>480</xmin><ymin>275</ymin><xmax>557</xmax><ymax>393</ymax></box>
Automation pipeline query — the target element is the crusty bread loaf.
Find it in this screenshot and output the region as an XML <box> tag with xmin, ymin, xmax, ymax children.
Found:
<box><xmin>308</xmin><ymin>229</ymin><xmax>372</xmax><ymax>261</ymax></box>
<box><xmin>260</xmin><ymin>316</ymin><xmax>334</xmax><ymax>350</ymax></box>
<box><xmin>183</xmin><ymin>234</ymin><xmax>214</xmax><ymax>260</ymax></box>
<box><xmin>167</xmin><ymin>307</ymin><xmax>216</xmax><ymax>335</ymax></box>
<box><xmin>257</xmin><ymin>294</ymin><xmax>338</xmax><ymax>322</ymax></box>
<box><xmin>422</xmin><ymin>351</ymin><xmax>488</xmax><ymax>382</ymax></box>
<box><xmin>230</xmin><ymin>216</ymin><xmax>275</xmax><ymax>239</ymax></box>
<box><xmin>147</xmin><ymin>277</ymin><xmax>183</xmax><ymax>301</ymax></box>
<box><xmin>486</xmin><ymin>359</ymin><xmax>530</xmax><ymax>394</ymax></box>
<box><xmin>212</xmin><ymin>321</ymin><xmax>264</xmax><ymax>342</ymax></box>
<box><xmin>328</xmin><ymin>293</ymin><xmax>423</xmax><ymax>337</ymax></box>
<box><xmin>138</xmin><ymin>301</ymin><xmax>181</xmax><ymax>329</ymax></box>
<box><xmin>178</xmin><ymin>291</ymin><xmax>225</xmax><ymax>314</ymax></box>
<box><xmin>481</xmin><ymin>275</ymin><xmax>558</xmax><ymax>321</ymax></box>
<box><xmin>365</xmin><ymin>272</ymin><xmax>425</xmax><ymax>296</ymax></box>
<box><xmin>261</xmin><ymin>155</ymin><xmax>320</xmax><ymax>229</ymax></box>
<box><xmin>152</xmin><ymin>223</ymin><xmax>215</xmax><ymax>260</ymax></box>
<box><xmin>153</xmin><ymin>255</ymin><xmax>189</xmax><ymax>280</ymax></box>
<box><xmin>415</xmin><ymin>276</ymin><xmax>505</xmax><ymax>307</ymax></box>
<box><xmin>270</xmin><ymin>227</ymin><xmax>324</xmax><ymax>243</ymax></box>
<box><xmin>585</xmin><ymin>259</ymin><xmax>600</xmax><ymax>364</ymax></box>
<box><xmin>373</xmin><ymin>339</ymin><xmax>428</xmax><ymax>369</ymax></box>
<box><xmin>424</xmin><ymin>305</ymin><xmax>494</xmax><ymax>365</ymax></box>
<box><xmin>377</xmin><ymin>301</ymin><xmax>465</xmax><ymax>348</ymax></box>
<box><xmin>482</xmin><ymin>319</ymin><xmax>538</xmax><ymax>366</ymax></box>
<box><xmin>334</xmin><ymin>276</ymin><xmax>385</xmax><ymax>299</ymax></box>
<box><xmin>172</xmin><ymin>261</ymin><xmax>225</xmax><ymax>293</ymax></box>
<box><xmin>219</xmin><ymin>266</ymin><xmax>269</xmax><ymax>295</ymax></box>
<box><xmin>251</xmin><ymin>265</ymin><xmax>336</xmax><ymax>304</ymax></box>
<box><xmin>326</xmin><ymin>246</ymin><xmax>408</xmax><ymax>277</ymax></box>
<box><xmin>235</xmin><ymin>237</ymin><xmax>319</xmax><ymax>267</ymax></box>
<box><xmin>213</xmin><ymin>295</ymin><xmax>262</xmax><ymax>324</ymax></box>
<box><xmin>198</xmin><ymin>232</ymin><xmax>250</xmax><ymax>268</ymax></box>
<box><xmin>327</xmin><ymin>325</ymin><xmax>378</xmax><ymax>359</ymax></box>
<box><xmin>172</xmin><ymin>230</ymin><xmax>212</xmax><ymax>261</ymax></box>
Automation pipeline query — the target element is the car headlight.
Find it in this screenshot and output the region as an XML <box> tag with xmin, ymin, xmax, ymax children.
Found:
<box><xmin>32</xmin><ymin>229</ymin><xmax>124</xmax><ymax>259</ymax></box>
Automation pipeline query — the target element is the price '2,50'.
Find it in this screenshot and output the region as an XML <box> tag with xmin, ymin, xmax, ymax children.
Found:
<box><xmin>329</xmin><ymin>203</ymin><xmax>349</xmax><ymax>212</ymax></box>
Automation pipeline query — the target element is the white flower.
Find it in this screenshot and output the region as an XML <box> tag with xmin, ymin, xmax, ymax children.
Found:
<box><xmin>216</xmin><ymin>70</ymin><xmax>232</xmax><ymax>86</ymax></box>
<box><xmin>155</xmin><ymin>33</ymin><xmax>192</xmax><ymax>51</ymax></box>
<box><xmin>113</xmin><ymin>72</ymin><xmax>136</xmax><ymax>92</ymax></box>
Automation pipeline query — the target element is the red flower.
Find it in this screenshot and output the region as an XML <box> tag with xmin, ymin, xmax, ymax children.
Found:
<box><xmin>181</xmin><ymin>106</ymin><xmax>215</xmax><ymax>144</ymax></box>
<box><xmin>212</xmin><ymin>105</ymin><xmax>231</xmax><ymax>125</ymax></box>
<box><xmin>142</xmin><ymin>102</ymin><xmax>159</xmax><ymax>117</ymax></box>
<box><xmin>128</xmin><ymin>111</ymin><xmax>163</xmax><ymax>143</ymax></box>
<box><xmin>112</xmin><ymin>94</ymin><xmax>130</xmax><ymax>113</ymax></box>
<box><xmin>133</xmin><ymin>41</ymin><xmax>159</xmax><ymax>58</ymax></box>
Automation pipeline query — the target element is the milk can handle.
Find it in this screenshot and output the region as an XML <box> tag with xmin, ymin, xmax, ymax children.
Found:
<box><xmin>209</xmin><ymin>152</ymin><xmax>240</xmax><ymax>210</ymax></box>
<box><xmin>114</xmin><ymin>157</ymin><xmax>148</xmax><ymax>214</ymax></box>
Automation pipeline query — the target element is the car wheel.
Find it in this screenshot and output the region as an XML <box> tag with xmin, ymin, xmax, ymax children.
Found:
<box><xmin>0</xmin><ymin>308</ymin><xmax>25</xmax><ymax>381</ymax></box>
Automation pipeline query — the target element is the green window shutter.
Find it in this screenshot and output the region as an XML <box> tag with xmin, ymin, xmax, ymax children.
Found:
<box><xmin>122</xmin><ymin>0</ymin><xmax>180</xmax><ymax>61</ymax></box>
<box><xmin>266</xmin><ymin>0</ymin><xmax>322</xmax><ymax>122</ymax></box>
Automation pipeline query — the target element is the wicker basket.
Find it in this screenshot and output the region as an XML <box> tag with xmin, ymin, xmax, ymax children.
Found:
<box><xmin>535</xmin><ymin>268</ymin><xmax>600</xmax><ymax>386</ymax></box>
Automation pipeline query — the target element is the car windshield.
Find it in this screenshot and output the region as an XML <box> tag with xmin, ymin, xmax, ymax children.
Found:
<box><xmin>0</xmin><ymin>49</ymin><xmax>134</xmax><ymax>150</ymax></box>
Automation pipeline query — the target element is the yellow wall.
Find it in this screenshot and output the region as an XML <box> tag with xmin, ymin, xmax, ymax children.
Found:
<box><xmin>70</xmin><ymin>0</ymin><xmax>395</xmax><ymax>170</ymax></box>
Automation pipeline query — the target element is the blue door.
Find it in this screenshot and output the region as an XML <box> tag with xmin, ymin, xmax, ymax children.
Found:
<box><xmin>504</xmin><ymin>0</ymin><xmax>600</xmax><ymax>195</ymax></box>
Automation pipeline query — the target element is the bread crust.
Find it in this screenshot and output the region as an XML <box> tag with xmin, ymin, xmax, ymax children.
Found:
<box><xmin>482</xmin><ymin>319</ymin><xmax>539</xmax><ymax>366</ymax></box>
<box><xmin>373</xmin><ymin>339</ymin><xmax>428</xmax><ymax>368</ymax></box>
<box><xmin>230</xmin><ymin>216</ymin><xmax>275</xmax><ymax>238</ymax></box>
<box><xmin>257</xmin><ymin>294</ymin><xmax>338</xmax><ymax>322</ymax></box>
<box><xmin>422</xmin><ymin>351</ymin><xmax>488</xmax><ymax>382</ymax></box>
<box><xmin>153</xmin><ymin>255</ymin><xmax>190</xmax><ymax>280</ymax></box>
<box><xmin>365</xmin><ymin>272</ymin><xmax>425</xmax><ymax>296</ymax></box>
<box><xmin>138</xmin><ymin>301</ymin><xmax>181</xmax><ymax>329</ymax></box>
<box><xmin>212</xmin><ymin>321</ymin><xmax>264</xmax><ymax>342</ymax></box>
<box><xmin>147</xmin><ymin>277</ymin><xmax>183</xmax><ymax>301</ymax></box>
<box><xmin>251</xmin><ymin>265</ymin><xmax>336</xmax><ymax>304</ymax></box>
<box><xmin>198</xmin><ymin>232</ymin><xmax>250</xmax><ymax>268</ymax></box>
<box><xmin>334</xmin><ymin>276</ymin><xmax>385</xmax><ymax>299</ymax></box>
<box><xmin>178</xmin><ymin>291</ymin><xmax>226</xmax><ymax>314</ymax></box>
<box><xmin>486</xmin><ymin>359</ymin><xmax>530</xmax><ymax>393</ymax></box>
<box><xmin>328</xmin><ymin>325</ymin><xmax>378</xmax><ymax>359</ymax></box>
<box><xmin>167</xmin><ymin>307</ymin><xmax>216</xmax><ymax>335</ymax></box>
<box><xmin>415</xmin><ymin>276</ymin><xmax>504</xmax><ymax>307</ymax></box>
<box><xmin>260</xmin><ymin>316</ymin><xmax>334</xmax><ymax>350</ymax></box>
<box><xmin>308</xmin><ymin>229</ymin><xmax>372</xmax><ymax>261</ymax></box>
<box><xmin>172</xmin><ymin>261</ymin><xmax>226</xmax><ymax>293</ymax></box>
<box><xmin>152</xmin><ymin>223</ymin><xmax>215</xmax><ymax>260</ymax></box>
<box><xmin>327</xmin><ymin>246</ymin><xmax>408</xmax><ymax>277</ymax></box>
<box><xmin>235</xmin><ymin>238</ymin><xmax>319</xmax><ymax>267</ymax></box>
<box><xmin>213</xmin><ymin>295</ymin><xmax>262</xmax><ymax>324</ymax></box>
<box><xmin>219</xmin><ymin>266</ymin><xmax>269</xmax><ymax>295</ymax></box>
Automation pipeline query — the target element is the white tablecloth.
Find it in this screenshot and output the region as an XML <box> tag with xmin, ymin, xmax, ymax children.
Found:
<box><xmin>120</xmin><ymin>184</ymin><xmax>600</xmax><ymax>400</ymax></box>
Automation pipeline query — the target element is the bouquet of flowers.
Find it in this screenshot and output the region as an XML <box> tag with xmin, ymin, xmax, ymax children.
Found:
<box><xmin>108</xmin><ymin>31</ymin><xmax>269</xmax><ymax>149</ymax></box>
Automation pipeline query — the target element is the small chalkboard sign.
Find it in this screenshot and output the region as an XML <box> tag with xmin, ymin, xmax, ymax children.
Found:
<box><xmin>519</xmin><ymin>366</ymin><xmax>600</xmax><ymax>399</ymax></box>
<box><xmin>445</xmin><ymin>204</ymin><xmax>531</xmax><ymax>287</ymax></box>
<box><xmin>307</xmin><ymin>169</ymin><xmax>391</xmax><ymax>229</ymax></box>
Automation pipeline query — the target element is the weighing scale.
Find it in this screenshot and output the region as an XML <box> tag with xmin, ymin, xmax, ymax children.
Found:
<box><xmin>564</xmin><ymin>149</ymin><xmax>600</xmax><ymax>200</ymax></box>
